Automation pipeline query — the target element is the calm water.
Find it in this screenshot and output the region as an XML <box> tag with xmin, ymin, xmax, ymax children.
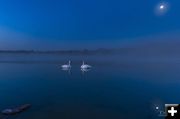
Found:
<box><xmin>0</xmin><ymin>54</ymin><xmax>180</xmax><ymax>119</ymax></box>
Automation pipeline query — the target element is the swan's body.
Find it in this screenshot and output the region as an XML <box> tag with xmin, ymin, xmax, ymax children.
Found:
<box><xmin>61</xmin><ymin>61</ymin><xmax>71</xmax><ymax>69</ymax></box>
<box><xmin>81</xmin><ymin>61</ymin><xmax>91</xmax><ymax>69</ymax></box>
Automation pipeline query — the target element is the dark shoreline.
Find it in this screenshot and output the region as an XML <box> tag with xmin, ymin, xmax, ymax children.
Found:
<box><xmin>0</xmin><ymin>49</ymin><xmax>120</xmax><ymax>55</ymax></box>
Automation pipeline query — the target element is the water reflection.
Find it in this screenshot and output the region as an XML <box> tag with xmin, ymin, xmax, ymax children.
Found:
<box><xmin>61</xmin><ymin>67</ymin><xmax>71</xmax><ymax>74</ymax></box>
<box><xmin>1</xmin><ymin>54</ymin><xmax>180</xmax><ymax>119</ymax></box>
<box><xmin>81</xmin><ymin>68</ymin><xmax>91</xmax><ymax>74</ymax></box>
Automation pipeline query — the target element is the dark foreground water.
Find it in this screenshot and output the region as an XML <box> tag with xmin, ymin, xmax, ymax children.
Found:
<box><xmin>0</xmin><ymin>54</ymin><xmax>180</xmax><ymax>119</ymax></box>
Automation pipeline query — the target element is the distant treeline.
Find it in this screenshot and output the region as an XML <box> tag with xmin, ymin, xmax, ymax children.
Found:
<box><xmin>0</xmin><ymin>46</ymin><xmax>177</xmax><ymax>56</ymax></box>
<box><xmin>0</xmin><ymin>48</ymin><xmax>123</xmax><ymax>55</ymax></box>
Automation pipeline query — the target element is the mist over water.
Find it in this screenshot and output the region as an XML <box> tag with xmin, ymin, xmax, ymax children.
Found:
<box><xmin>0</xmin><ymin>53</ymin><xmax>179</xmax><ymax>119</ymax></box>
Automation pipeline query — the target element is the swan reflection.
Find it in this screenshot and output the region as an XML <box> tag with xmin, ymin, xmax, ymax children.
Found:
<box><xmin>81</xmin><ymin>68</ymin><xmax>91</xmax><ymax>74</ymax></box>
<box><xmin>61</xmin><ymin>67</ymin><xmax>71</xmax><ymax>74</ymax></box>
<box><xmin>62</xmin><ymin>67</ymin><xmax>71</xmax><ymax>71</ymax></box>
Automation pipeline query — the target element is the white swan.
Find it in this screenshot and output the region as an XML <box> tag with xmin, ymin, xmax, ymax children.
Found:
<box><xmin>61</xmin><ymin>60</ymin><xmax>71</xmax><ymax>69</ymax></box>
<box><xmin>81</xmin><ymin>61</ymin><xmax>91</xmax><ymax>69</ymax></box>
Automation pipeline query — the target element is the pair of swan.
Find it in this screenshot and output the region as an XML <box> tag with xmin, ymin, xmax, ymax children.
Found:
<box><xmin>61</xmin><ymin>61</ymin><xmax>91</xmax><ymax>69</ymax></box>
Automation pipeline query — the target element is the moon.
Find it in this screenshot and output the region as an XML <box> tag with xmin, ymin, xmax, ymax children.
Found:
<box><xmin>155</xmin><ymin>2</ymin><xmax>170</xmax><ymax>16</ymax></box>
<box><xmin>160</xmin><ymin>5</ymin><xmax>164</xmax><ymax>9</ymax></box>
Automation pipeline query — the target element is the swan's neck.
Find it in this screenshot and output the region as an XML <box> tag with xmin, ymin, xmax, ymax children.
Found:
<box><xmin>82</xmin><ymin>61</ymin><xmax>84</xmax><ymax>65</ymax></box>
<box><xmin>68</xmin><ymin>61</ymin><xmax>71</xmax><ymax>65</ymax></box>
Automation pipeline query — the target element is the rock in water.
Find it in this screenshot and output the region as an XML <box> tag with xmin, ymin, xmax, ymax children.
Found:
<box><xmin>1</xmin><ymin>104</ymin><xmax>31</xmax><ymax>115</ymax></box>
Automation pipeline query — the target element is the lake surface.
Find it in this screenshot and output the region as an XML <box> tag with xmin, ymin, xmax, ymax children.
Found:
<box><xmin>0</xmin><ymin>54</ymin><xmax>180</xmax><ymax>119</ymax></box>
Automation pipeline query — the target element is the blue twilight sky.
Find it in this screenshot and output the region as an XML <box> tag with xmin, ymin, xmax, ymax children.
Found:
<box><xmin>0</xmin><ymin>0</ymin><xmax>180</xmax><ymax>50</ymax></box>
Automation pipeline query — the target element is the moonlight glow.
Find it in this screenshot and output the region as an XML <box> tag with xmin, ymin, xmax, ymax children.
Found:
<box><xmin>155</xmin><ymin>2</ymin><xmax>169</xmax><ymax>16</ymax></box>
<box><xmin>160</xmin><ymin>5</ymin><xmax>164</xmax><ymax>9</ymax></box>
